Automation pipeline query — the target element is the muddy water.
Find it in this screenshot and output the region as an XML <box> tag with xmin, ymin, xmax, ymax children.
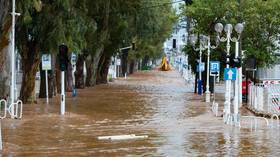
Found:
<box><xmin>1</xmin><ymin>70</ymin><xmax>280</xmax><ymax>157</ymax></box>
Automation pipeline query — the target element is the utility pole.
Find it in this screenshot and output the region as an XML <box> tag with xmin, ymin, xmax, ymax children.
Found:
<box><xmin>10</xmin><ymin>0</ymin><xmax>20</xmax><ymax>118</ymax></box>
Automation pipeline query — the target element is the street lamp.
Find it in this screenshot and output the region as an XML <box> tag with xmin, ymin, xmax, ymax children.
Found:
<box><xmin>189</xmin><ymin>34</ymin><xmax>207</xmax><ymax>95</ymax></box>
<box><xmin>215</xmin><ymin>23</ymin><xmax>244</xmax><ymax>124</ymax></box>
<box><xmin>202</xmin><ymin>35</ymin><xmax>218</xmax><ymax>103</ymax></box>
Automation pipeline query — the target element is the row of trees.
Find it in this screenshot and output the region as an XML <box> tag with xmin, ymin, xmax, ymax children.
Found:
<box><xmin>0</xmin><ymin>0</ymin><xmax>177</xmax><ymax>103</ymax></box>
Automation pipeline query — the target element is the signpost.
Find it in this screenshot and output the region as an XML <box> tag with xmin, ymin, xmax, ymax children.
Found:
<box><xmin>42</xmin><ymin>54</ymin><xmax>51</xmax><ymax>104</ymax></box>
<box><xmin>210</xmin><ymin>61</ymin><xmax>220</xmax><ymax>74</ymax></box>
<box><xmin>117</xmin><ymin>59</ymin><xmax>121</xmax><ymax>77</ymax></box>
<box><xmin>71</xmin><ymin>53</ymin><xmax>77</xmax><ymax>97</ymax></box>
<box><xmin>224</xmin><ymin>68</ymin><xmax>237</xmax><ymax>81</ymax></box>
<box><xmin>196</xmin><ymin>62</ymin><xmax>205</xmax><ymax>73</ymax></box>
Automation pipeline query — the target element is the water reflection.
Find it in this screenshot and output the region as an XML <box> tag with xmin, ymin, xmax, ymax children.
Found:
<box><xmin>1</xmin><ymin>70</ymin><xmax>280</xmax><ymax>156</ymax></box>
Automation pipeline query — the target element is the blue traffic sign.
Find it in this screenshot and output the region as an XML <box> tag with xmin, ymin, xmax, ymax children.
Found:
<box><xmin>210</xmin><ymin>61</ymin><xmax>220</xmax><ymax>73</ymax></box>
<box><xmin>224</xmin><ymin>68</ymin><xmax>237</xmax><ymax>81</ymax></box>
<box><xmin>196</xmin><ymin>62</ymin><xmax>205</xmax><ymax>72</ymax></box>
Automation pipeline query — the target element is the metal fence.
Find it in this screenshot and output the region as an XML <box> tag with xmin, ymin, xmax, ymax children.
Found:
<box><xmin>248</xmin><ymin>84</ymin><xmax>280</xmax><ymax>115</ymax></box>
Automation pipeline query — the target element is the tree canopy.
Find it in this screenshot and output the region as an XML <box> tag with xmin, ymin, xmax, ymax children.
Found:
<box><xmin>0</xmin><ymin>0</ymin><xmax>177</xmax><ymax>102</ymax></box>
<box><xmin>184</xmin><ymin>0</ymin><xmax>280</xmax><ymax>70</ymax></box>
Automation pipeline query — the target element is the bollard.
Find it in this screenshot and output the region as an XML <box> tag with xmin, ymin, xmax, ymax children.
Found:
<box><xmin>197</xmin><ymin>80</ymin><xmax>202</xmax><ymax>95</ymax></box>
<box><xmin>0</xmin><ymin>100</ymin><xmax>7</xmax><ymax>119</ymax></box>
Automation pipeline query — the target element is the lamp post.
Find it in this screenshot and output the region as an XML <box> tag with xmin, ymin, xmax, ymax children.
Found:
<box><xmin>215</xmin><ymin>23</ymin><xmax>244</xmax><ymax>124</ymax></box>
<box><xmin>189</xmin><ymin>34</ymin><xmax>207</xmax><ymax>95</ymax></box>
<box><xmin>203</xmin><ymin>35</ymin><xmax>218</xmax><ymax>103</ymax></box>
<box><xmin>10</xmin><ymin>0</ymin><xmax>21</xmax><ymax>118</ymax></box>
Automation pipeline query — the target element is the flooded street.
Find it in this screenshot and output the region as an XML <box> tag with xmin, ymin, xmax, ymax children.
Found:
<box><xmin>1</xmin><ymin>70</ymin><xmax>280</xmax><ymax>157</ymax></box>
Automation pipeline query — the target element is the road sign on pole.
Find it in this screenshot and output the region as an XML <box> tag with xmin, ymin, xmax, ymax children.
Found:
<box><xmin>224</xmin><ymin>68</ymin><xmax>237</xmax><ymax>81</ymax></box>
<box><xmin>210</xmin><ymin>61</ymin><xmax>220</xmax><ymax>73</ymax></box>
<box><xmin>196</xmin><ymin>62</ymin><xmax>205</xmax><ymax>72</ymax></box>
<box><xmin>42</xmin><ymin>54</ymin><xmax>51</xmax><ymax>103</ymax></box>
<box><xmin>71</xmin><ymin>53</ymin><xmax>77</xmax><ymax>66</ymax></box>
<box><xmin>71</xmin><ymin>53</ymin><xmax>77</xmax><ymax>97</ymax></box>
<box><xmin>42</xmin><ymin>54</ymin><xmax>52</xmax><ymax>70</ymax></box>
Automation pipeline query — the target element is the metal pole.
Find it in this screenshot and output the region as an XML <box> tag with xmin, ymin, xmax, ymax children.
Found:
<box><xmin>0</xmin><ymin>120</ymin><xmax>2</xmax><ymax>150</ymax></box>
<box><xmin>234</xmin><ymin>41</ymin><xmax>239</xmax><ymax>124</ymax></box>
<box><xmin>205</xmin><ymin>37</ymin><xmax>211</xmax><ymax>102</ymax></box>
<box><xmin>45</xmin><ymin>70</ymin><xmax>49</xmax><ymax>104</ymax></box>
<box><xmin>198</xmin><ymin>48</ymin><xmax>202</xmax><ymax>95</ymax></box>
<box><xmin>238</xmin><ymin>52</ymin><xmax>244</xmax><ymax>107</ymax></box>
<box><xmin>61</xmin><ymin>71</ymin><xmax>65</xmax><ymax>115</ymax></box>
<box><xmin>199</xmin><ymin>49</ymin><xmax>202</xmax><ymax>81</ymax></box>
<box><xmin>224</xmin><ymin>30</ymin><xmax>231</xmax><ymax>124</ymax></box>
<box><xmin>72</xmin><ymin>65</ymin><xmax>76</xmax><ymax>86</ymax></box>
<box><xmin>10</xmin><ymin>0</ymin><xmax>16</xmax><ymax>116</ymax></box>
<box><xmin>114</xmin><ymin>57</ymin><xmax>117</xmax><ymax>78</ymax></box>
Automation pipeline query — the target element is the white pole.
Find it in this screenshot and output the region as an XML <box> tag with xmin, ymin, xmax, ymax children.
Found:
<box><xmin>224</xmin><ymin>30</ymin><xmax>231</xmax><ymax>124</ymax></box>
<box><xmin>72</xmin><ymin>65</ymin><xmax>76</xmax><ymax>86</ymax></box>
<box><xmin>45</xmin><ymin>70</ymin><xmax>49</xmax><ymax>104</ymax></box>
<box><xmin>114</xmin><ymin>57</ymin><xmax>117</xmax><ymax>78</ymax></box>
<box><xmin>239</xmin><ymin>51</ymin><xmax>244</xmax><ymax>107</ymax></box>
<box><xmin>0</xmin><ymin>121</ymin><xmax>2</xmax><ymax>150</ymax></box>
<box><xmin>61</xmin><ymin>71</ymin><xmax>65</xmax><ymax>115</ymax></box>
<box><xmin>234</xmin><ymin>42</ymin><xmax>239</xmax><ymax>124</ymax></box>
<box><xmin>205</xmin><ymin>37</ymin><xmax>211</xmax><ymax>102</ymax></box>
<box><xmin>10</xmin><ymin>0</ymin><xmax>17</xmax><ymax>117</ymax></box>
<box><xmin>199</xmin><ymin>49</ymin><xmax>202</xmax><ymax>81</ymax></box>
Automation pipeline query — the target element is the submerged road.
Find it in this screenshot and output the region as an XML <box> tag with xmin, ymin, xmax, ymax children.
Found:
<box><xmin>1</xmin><ymin>70</ymin><xmax>280</xmax><ymax>156</ymax></box>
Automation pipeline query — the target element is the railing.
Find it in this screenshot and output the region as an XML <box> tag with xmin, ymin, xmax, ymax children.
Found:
<box><xmin>241</xmin><ymin>116</ymin><xmax>269</xmax><ymax>131</ymax></box>
<box><xmin>212</xmin><ymin>102</ymin><xmax>219</xmax><ymax>117</ymax></box>
<box><xmin>248</xmin><ymin>84</ymin><xmax>280</xmax><ymax>115</ymax></box>
<box><xmin>0</xmin><ymin>99</ymin><xmax>7</xmax><ymax>119</ymax></box>
<box><xmin>0</xmin><ymin>99</ymin><xmax>23</xmax><ymax>151</ymax></box>
<box><xmin>267</xmin><ymin>84</ymin><xmax>280</xmax><ymax>115</ymax></box>
<box><xmin>0</xmin><ymin>99</ymin><xmax>23</xmax><ymax>119</ymax></box>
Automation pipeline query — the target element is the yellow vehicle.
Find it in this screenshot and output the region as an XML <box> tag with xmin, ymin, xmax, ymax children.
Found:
<box><xmin>160</xmin><ymin>57</ymin><xmax>171</xmax><ymax>71</ymax></box>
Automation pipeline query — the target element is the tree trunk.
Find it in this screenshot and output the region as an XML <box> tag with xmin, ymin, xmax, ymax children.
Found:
<box><xmin>51</xmin><ymin>54</ymin><xmax>57</xmax><ymax>96</ymax></box>
<box><xmin>0</xmin><ymin>45</ymin><xmax>10</xmax><ymax>99</ymax></box>
<box><xmin>66</xmin><ymin>61</ymin><xmax>73</xmax><ymax>92</ymax></box>
<box><xmin>129</xmin><ymin>60</ymin><xmax>135</xmax><ymax>74</ymax></box>
<box><xmin>20</xmin><ymin>41</ymin><xmax>40</xmax><ymax>103</ymax></box>
<box><xmin>75</xmin><ymin>54</ymin><xmax>85</xmax><ymax>89</ymax></box>
<box><xmin>85</xmin><ymin>0</ymin><xmax>110</xmax><ymax>86</ymax></box>
<box><xmin>96</xmin><ymin>53</ymin><xmax>111</xmax><ymax>84</ymax></box>
<box><xmin>101</xmin><ymin>55</ymin><xmax>111</xmax><ymax>83</ymax></box>
<box><xmin>85</xmin><ymin>46</ymin><xmax>104</xmax><ymax>87</ymax></box>
<box><xmin>0</xmin><ymin>0</ymin><xmax>11</xmax><ymax>98</ymax></box>
<box><xmin>96</xmin><ymin>53</ymin><xmax>105</xmax><ymax>84</ymax></box>
<box><xmin>142</xmin><ymin>56</ymin><xmax>149</xmax><ymax>68</ymax></box>
<box><xmin>121</xmin><ymin>50</ymin><xmax>128</xmax><ymax>77</ymax></box>
<box><xmin>85</xmin><ymin>54</ymin><xmax>94</xmax><ymax>86</ymax></box>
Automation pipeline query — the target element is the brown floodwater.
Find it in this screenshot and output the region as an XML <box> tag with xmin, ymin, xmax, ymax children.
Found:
<box><xmin>1</xmin><ymin>70</ymin><xmax>280</xmax><ymax>157</ymax></box>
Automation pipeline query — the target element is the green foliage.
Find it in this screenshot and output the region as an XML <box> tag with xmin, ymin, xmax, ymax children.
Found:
<box><xmin>132</xmin><ymin>0</ymin><xmax>177</xmax><ymax>60</ymax></box>
<box><xmin>16</xmin><ymin>0</ymin><xmax>91</xmax><ymax>54</ymax></box>
<box><xmin>184</xmin><ymin>0</ymin><xmax>280</xmax><ymax>69</ymax></box>
<box><xmin>15</xmin><ymin>0</ymin><xmax>176</xmax><ymax>60</ymax></box>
